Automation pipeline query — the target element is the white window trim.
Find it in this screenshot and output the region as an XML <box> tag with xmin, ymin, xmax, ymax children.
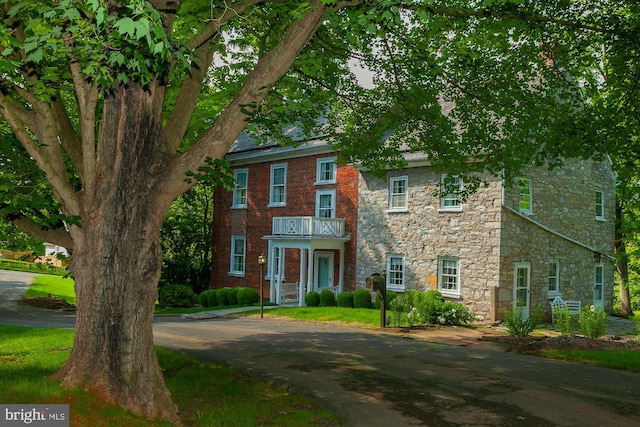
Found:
<box><xmin>269</xmin><ymin>163</ymin><xmax>287</xmax><ymax>207</ymax></box>
<box><xmin>386</xmin><ymin>254</ymin><xmax>405</xmax><ymax>291</ymax></box>
<box><xmin>518</xmin><ymin>177</ymin><xmax>533</xmax><ymax>215</ymax></box>
<box><xmin>595</xmin><ymin>189</ymin><xmax>605</xmax><ymax>221</ymax></box>
<box><xmin>439</xmin><ymin>174</ymin><xmax>463</xmax><ymax>212</ymax></box>
<box><xmin>547</xmin><ymin>260</ymin><xmax>560</xmax><ymax>297</ymax></box>
<box><xmin>229</xmin><ymin>235</ymin><xmax>246</xmax><ymax>277</ymax></box>
<box><xmin>388</xmin><ymin>175</ymin><xmax>409</xmax><ymax>212</ymax></box>
<box><xmin>232</xmin><ymin>168</ymin><xmax>248</xmax><ymax>209</ymax></box>
<box><xmin>438</xmin><ymin>256</ymin><xmax>461</xmax><ymax>298</ymax></box>
<box><xmin>315</xmin><ymin>157</ymin><xmax>337</xmax><ymax>185</ymax></box>
<box><xmin>315</xmin><ymin>189</ymin><xmax>336</xmax><ymax>218</ymax></box>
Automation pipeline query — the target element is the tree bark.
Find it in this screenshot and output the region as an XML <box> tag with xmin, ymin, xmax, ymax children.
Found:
<box><xmin>615</xmin><ymin>202</ymin><xmax>634</xmax><ymax>317</ymax></box>
<box><xmin>52</xmin><ymin>82</ymin><xmax>180</xmax><ymax>424</ymax></box>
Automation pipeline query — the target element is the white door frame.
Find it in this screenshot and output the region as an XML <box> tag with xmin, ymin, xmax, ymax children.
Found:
<box><xmin>513</xmin><ymin>262</ymin><xmax>531</xmax><ymax>321</ymax></box>
<box><xmin>593</xmin><ymin>263</ymin><xmax>604</xmax><ymax>311</ymax></box>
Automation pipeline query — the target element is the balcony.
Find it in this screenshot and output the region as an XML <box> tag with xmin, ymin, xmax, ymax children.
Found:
<box><xmin>272</xmin><ymin>217</ymin><xmax>347</xmax><ymax>238</ymax></box>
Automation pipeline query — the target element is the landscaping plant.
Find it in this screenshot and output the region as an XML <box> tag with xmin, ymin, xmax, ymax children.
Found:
<box><xmin>554</xmin><ymin>306</ymin><xmax>576</xmax><ymax>335</ymax></box>
<box><xmin>337</xmin><ymin>291</ymin><xmax>354</xmax><ymax>308</ymax></box>
<box><xmin>319</xmin><ymin>289</ymin><xmax>336</xmax><ymax>307</ymax></box>
<box><xmin>579</xmin><ymin>306</ymin><xmax>607</xmax><ymax>339</ymax></box>
<box><xmin>305</xmin><ymin>291</ymin><xmax>320</xmax><ymax>307</ymax></box>
<box><xmin>503</xmin><ymin>306</ymin><xmax>542</xmax><ymax>337</ymax></box>
<box><xmin>353</xmin><ymin>289</ymin><xmax>373</xmax><ymax>309</ymax></box>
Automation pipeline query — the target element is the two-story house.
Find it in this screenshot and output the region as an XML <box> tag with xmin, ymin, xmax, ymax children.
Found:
<box><xmin>212</xmin><ymin>134</ymin><xmax>616</xmax><ymax>322</ymax></box>
<box><xmin>211</xmin><ymin>132</ymin><xmax>359</xmax><ymax>305</ymax></box>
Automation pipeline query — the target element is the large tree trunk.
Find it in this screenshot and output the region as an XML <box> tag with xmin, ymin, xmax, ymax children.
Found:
<box><xmin>52</xmin><ymin>83</ymin><xmax>180</xmax><ymax>424</ymax></box>
<box><xmin>615</xmin><ymin>202</ymin><xmax>634</xmax><ymax>317</ymax></box>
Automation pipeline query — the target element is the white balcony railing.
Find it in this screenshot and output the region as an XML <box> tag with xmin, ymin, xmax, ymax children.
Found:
<box><xmin>272</xmin><ymin>217</ymin><xmax>346</xmax><ymax>238</ymax></box>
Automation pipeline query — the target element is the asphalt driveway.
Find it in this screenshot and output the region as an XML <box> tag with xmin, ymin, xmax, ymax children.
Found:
<box><xmin>2</xmin><ymin>270</ymin><xmax>640</xmax><ymax>426</ymax></box>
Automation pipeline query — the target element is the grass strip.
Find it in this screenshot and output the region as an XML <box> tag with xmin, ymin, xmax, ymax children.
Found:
<box><xmin>0</xmin><ymin>326</ymin><xmax>339</xmax><ymax>426</ymax></box>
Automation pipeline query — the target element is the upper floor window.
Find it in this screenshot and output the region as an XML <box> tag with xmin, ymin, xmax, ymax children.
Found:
<box><xmin>595</xmin><ymin>190</ymin><xmax>605</xmax><ymax>221</ymax></box>
<box><xmin>316</xmin><ymin>190</ymin><xmax>336</xmax><ymax>218</ymax></box>
<box><xmin>230</xmin><ymin>235</ymin><xmax>246</xmax><ymax>276</ymax></box>
<box><xmin>548</xmin><ymin>260</ymin><xmax>559</xmax><ymax>296</ymax></box>
<box><xmin>386</xmin><ymin>254</ymin><xmax>405</xmax><ymax>291</ymax></box>
<box><xmin>438</xmin><ymin>256</ymin><xmax>460</xmax><ymax>297</ymax></box>
<box><xmin>269</xmin><ymin>163</ymin><xmax>287</xmax><ymax>206</ymax></box>
<box><xmin>316</xmin><ymin>157</ymin><xmax>337</xmax><ymax>184</ymax></box>
<box><xmin>440</xmin><ymin>174</ymin><xmax>463</xmax><ymax>211</ymax></box>
<box><xmin>389</xmin><ymin>176</ymin><xmax>408</xmax><ymax>212</ymax></box>
<box><xmin>518</xmin><ymin>178</ymin><xmax>532</xmax><ymax>214</ymax></box>
<box><xmin>232</xmin><ymin>169</ymin><xmax>248</xmax><ymax>208</ymax></box>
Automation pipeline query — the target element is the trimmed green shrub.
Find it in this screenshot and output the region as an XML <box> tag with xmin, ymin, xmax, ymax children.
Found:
<box><xmin>207</xmin><ymin>289</ymin><xmax>219</xmax><ymax>307</ymax></box>
<box><xmin>216</xmin><ymin>288</ymin><xmax>231</xmax><ymax>306</ymax></box>
<box><xmin>305</xmin><ymin>291</ymin><xmax>320</xmax><ymax>307</ymax></box>
<box><xmin>337</xmin><ymin>291</ymin><xmax>354</xmax><ymax>308</ymax></box>
<box><xmin>579</xmin><ymin>306</ymin><xmax>606</xmax><ymax>338</ymax></box>
<box><xmin>237</xmin><ymin>287</ymin><xmax>260</xmax><ymax>306</ymax></box>
<box><xmin>319</xmin><ymin>289</ymin><xmax>336</xmax><ymax>307</ymax></box>
<box><xmin>353</xmin><ymin>289</ymin><xmax>372</xmax><ymax>309</ymax></box>
<box><xmin>228</xmin><ymin>287</ymin><xmax>239</xmax><ymax>305</ymax></box>
<box><xmin>374</xmin><ymin>290</ymin><xmax>397</xmax><ymax>309</ymax></box>
<box><xmin>199</xmin><ymin>290</ymin><xmax>216</xmax><ymax>307</ymax></box>
<box><xmin>158</xmin><ymin>284</ymin><xmax>198</xmax><ymax>308</ymax></box>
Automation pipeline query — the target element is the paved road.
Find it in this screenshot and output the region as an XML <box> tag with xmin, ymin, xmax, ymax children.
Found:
<box><xmin>2</xmin><ymin>270</ymin><xmax>640</xmax><ymax>426</ymax></box>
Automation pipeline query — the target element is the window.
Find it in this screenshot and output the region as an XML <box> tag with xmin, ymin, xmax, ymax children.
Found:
<box><xmin>518</xmin><ymin>178</ymin><xmax>532</xmax><ymax>214</ymax></box>
<box><xmin>232</xmin><ymin>169</ymin><xmax>248</xmax><ymax>208</ymax></box>
<box><xmin>316</xmin><ymin>190</ymin><xmax>336</xmax><ymax>218</ymax></box>
<box><xmin>595</xmin><ymin>190</ymin><xmax>605</xmax><ymax>221</ymax></box>
<box><xmin>389</xmin><ymin>176</ymin><xmax>408</xmax><ymax>211</ymax></box>
<box><xmin>440</xmin><ymin>174</ymin><xmax>463</xmax><ymax>211</ymax></box>
<box><xmin>386</xmin><ymin>254</ymin><xmax>405</xmax><ymax>290</ymax></box>
<box><xmin>438</xmin><ymin>257</ymin><xmax>460</xmax><ymax>297</ymax></box>
<box><xmin>230</xmin><ymin>236</ymin><xmax>246</xmax><ymax>276</ymax></box>
<box><xmin>269</xmin><ymin>163</ymin><xmax>287</xmax><ymax>206</ymax></box>
<box><xmin>547</xmin><ymin>261</ymin><xmax>559</xmax><ymax>296</ymax></box>
<box><xmin>316</xmin><ymin>157</ymin><xmax>337</xmax><ymax>184</ymax></box>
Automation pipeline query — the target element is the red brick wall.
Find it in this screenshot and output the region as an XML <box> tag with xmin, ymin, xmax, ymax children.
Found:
<box><xmin>211</xmin><ymin>152</ymin><xmax>358</xmax><ymax>297</ymax></box>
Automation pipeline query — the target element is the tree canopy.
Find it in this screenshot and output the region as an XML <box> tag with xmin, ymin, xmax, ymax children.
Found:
<box><xmin>1</xmin><ymin>0</ymin><xmax>638</xmax><ymax>422</ymax></box>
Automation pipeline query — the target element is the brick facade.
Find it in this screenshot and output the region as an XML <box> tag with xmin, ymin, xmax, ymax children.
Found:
<box><xmin>211</xmin><ymin>143</ymin><xmax>358</xmax><ymax>297</ymax></box>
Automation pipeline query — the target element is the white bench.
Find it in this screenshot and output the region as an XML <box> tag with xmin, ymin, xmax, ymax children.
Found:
<box><xmin>280</xmin><ymin>282</ymin><xmax>299</xmax><ymax>304</ymax></box>
<box><xmin>550</xmin><ymin>296</ymin><xmax>581</xmax><ymax>323</ymax></box>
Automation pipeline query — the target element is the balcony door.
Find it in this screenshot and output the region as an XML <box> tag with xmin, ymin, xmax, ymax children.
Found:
<box><xmin>316</xmin><ymin>190</ymin><xmax>335</xmax><ymax>218</ymax></box>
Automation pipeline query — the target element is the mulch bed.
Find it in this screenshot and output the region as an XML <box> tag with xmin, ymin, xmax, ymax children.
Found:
<box><xmin>20</xmin><ymin>296</ymin><xmax>76</xmax><ymax>311</ymax></box>
<box><xmin>481</xmin><ymin>333</ymin><xmax>640</xmax><ymax>355</ymax></box>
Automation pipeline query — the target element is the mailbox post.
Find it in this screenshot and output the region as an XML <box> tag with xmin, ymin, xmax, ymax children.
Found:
<box><xmin>370</xmin><ymin>273</ymin><xmax>386</xmax><ymax>328</ymax></box>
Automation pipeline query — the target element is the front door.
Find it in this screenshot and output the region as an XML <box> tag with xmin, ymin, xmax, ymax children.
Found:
<box><xmin>594</xmin><ymin>263</ymin><xmax>604</xmax><ymax>311</ymax></box>
<box><xmin>514</xmin><ymin>263</ymin><xmax>531</xmax><ymax>320</ymax></box>
<box><xmin>315</xmin><ymin>252</ymin><xmax>334</xmax><ymax>290</ymax></box>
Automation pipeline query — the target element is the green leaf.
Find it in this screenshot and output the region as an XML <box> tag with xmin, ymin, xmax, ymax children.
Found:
<box><xmin>114</xmin><ymin>17</ymin><xmax>136</xmax><ymax>38</ymax></box>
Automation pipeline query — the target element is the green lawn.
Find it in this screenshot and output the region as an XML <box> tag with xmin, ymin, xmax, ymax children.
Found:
<box><xmin>0</xmin><ymin>326</ymin><xmax>339</xmax><ymax>426</ymax></box>
<box><xmin>23</xmin><ymin>276</ymin><xmax>76</xmax><ymax>305</ymax></box>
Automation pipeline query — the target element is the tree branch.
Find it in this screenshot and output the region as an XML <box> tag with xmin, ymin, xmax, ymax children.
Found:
<box><xmin>0</xmin><ymin>213</ymin><xmax>74</xmax><ymax>250</ymax></box>
<box><xmin>166</xmin><ymin>0</ymin><xmax>327</xmax><ymax>200</ymax></box>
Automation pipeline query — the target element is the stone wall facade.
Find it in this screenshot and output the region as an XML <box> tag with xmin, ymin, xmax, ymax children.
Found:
<box><xmin>356</xmin><ymin>158</ymin><xmax>616</xmax><ymax>322</ymax></box>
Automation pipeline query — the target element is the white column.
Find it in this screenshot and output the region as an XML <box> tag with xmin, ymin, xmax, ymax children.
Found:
<box><xmin>307</xmin><ymin>249</ymin><xmax>314</xmax><ymax>294</ymax></box>
<box><xmin>298</xmin><ymin>249</ymin><xmax>306</xmax><ymax>306</ymax></box>
<box><xmin>338</xmin><ymin>246</ymin><xmax>345</xmax><ymax>293</ymax></box>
